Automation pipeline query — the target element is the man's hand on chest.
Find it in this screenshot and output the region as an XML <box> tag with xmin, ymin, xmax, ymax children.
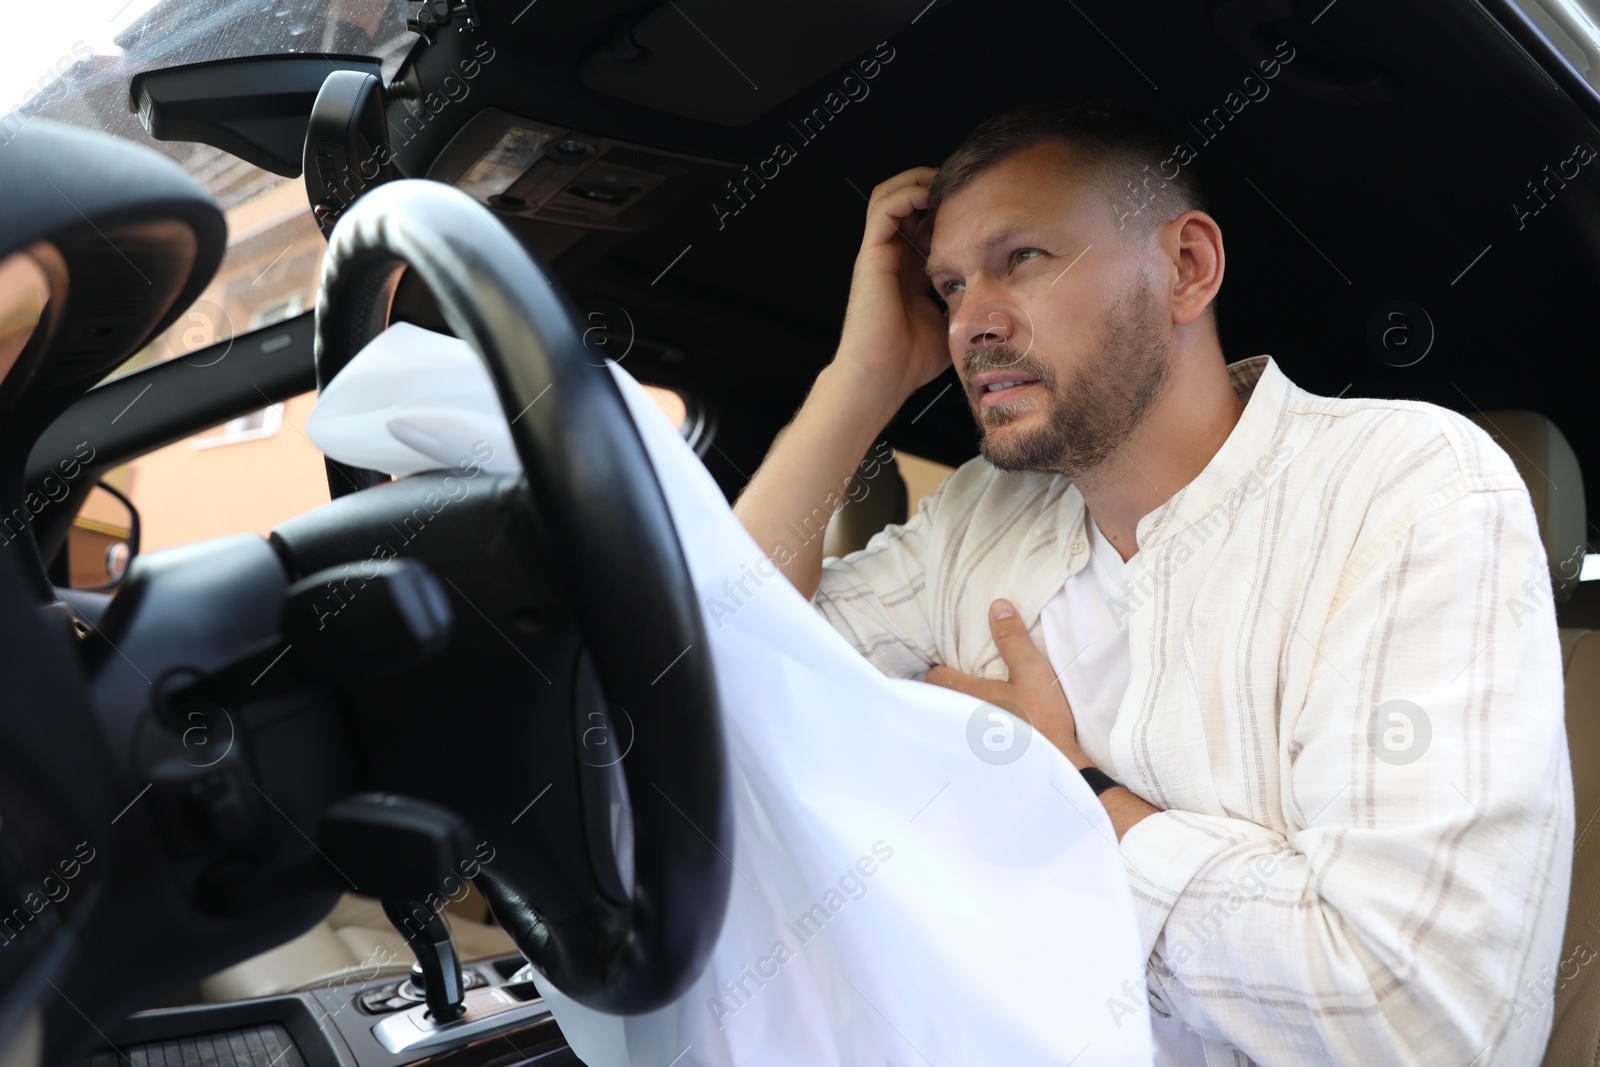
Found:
<box><xmin>926</xmin><ymin>598</ymin><xmax>1161</xmax><ymax>841</ymax></box>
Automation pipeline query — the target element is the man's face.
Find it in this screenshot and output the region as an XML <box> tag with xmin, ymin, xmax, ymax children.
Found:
<box><xmin>926</xmin><ymin>142</ymin><xmax>1172</xmax><ymax>480</ymax></box>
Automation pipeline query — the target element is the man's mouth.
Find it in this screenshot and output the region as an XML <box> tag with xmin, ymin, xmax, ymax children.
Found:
<box><xmin>970</xmin><ymin>372</ymin><xmax>1042</xmax><ymax>408</ymax></box>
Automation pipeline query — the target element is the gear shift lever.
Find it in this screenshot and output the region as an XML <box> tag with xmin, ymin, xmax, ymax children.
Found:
<box><xmin>319</xmin><ymin>793</ymin><xmax>477</xmax><ymax>1022</ymax></box>
<box><xmin>383</xmin><ymin>899</ymin><xmax>466</xmax><ymax>1021</ymax></box>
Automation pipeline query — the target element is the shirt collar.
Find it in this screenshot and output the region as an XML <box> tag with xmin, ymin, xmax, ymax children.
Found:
<box><xmin>1134</xmin><ymin>354</ymin><xmax>1287</xmax><ymax>549</ymax></box>
<box><xmin>1012</xmin><ymin>355</ymin><xmax>1286</xmax><ymax>626</ymax></box>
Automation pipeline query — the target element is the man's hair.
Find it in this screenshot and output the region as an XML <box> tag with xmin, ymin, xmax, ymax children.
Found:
<box><xmin>926</xmin><ymin>99</ymin><xmax>1207</xmax><ymax>237</ymax></box>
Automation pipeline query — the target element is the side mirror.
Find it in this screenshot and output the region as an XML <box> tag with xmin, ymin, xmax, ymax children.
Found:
<box><xmin>65</xmin><ymin>482</ymin><xmax>140</xmax><ymax>590</ymax></box>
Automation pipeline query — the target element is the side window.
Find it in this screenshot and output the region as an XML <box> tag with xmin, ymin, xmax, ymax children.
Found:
<box><xmin>106</xmin><ymin>391</ymin><xmax>330</xmax><ymax>553</ymax></box>
<box><xmin>103</xmin><ymin>385</ymin><xmax>698</xmax><ymax>555</ymax></box>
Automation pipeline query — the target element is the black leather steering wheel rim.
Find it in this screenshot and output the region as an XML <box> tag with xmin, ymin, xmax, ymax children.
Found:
<box><xmin>313</xmin><ymin>179</ymin><xmax>731</xmax><ymax>1013</ymax></box>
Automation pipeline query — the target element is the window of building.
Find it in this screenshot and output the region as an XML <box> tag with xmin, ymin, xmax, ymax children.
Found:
<box><xmin>250</xmin><ymin>294</ymin><xmax>304</xmax><ymax>328</ymax></box>
<box><xmin>191</xmin><ymin>403</ymin><xmax>286</xmax><ymax>449</ymax></box>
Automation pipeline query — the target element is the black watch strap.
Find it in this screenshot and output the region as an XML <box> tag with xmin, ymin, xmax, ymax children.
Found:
<box><xmin>1080</xmin><ymin>766</ymin><xmax>1122</xmax><ymax>797</ymax></box>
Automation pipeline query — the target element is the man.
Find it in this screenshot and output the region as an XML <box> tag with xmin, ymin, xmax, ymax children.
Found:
<box><xmin>732</xmin><ymin>100</ymin><xmax>1574</xmax><ymax>1064</ymax></box>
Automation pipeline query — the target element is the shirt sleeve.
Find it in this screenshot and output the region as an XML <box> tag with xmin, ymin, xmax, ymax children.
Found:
<box><xmin>811</xmin><ymin>489</ymin><xmax>942</xmax><ymax>681</ymax></box>
<box><xmin>1117</xmin><ymin>484</ymin><xmax>1575</xmax><ymax>1065</ymax></box>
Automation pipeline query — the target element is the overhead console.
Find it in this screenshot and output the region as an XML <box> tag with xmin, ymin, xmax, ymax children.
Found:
<box><xmin>576</xmin><ymin>0</ymin><xmax>938</xmax><ymax>126</ymax></box>
<box><xmin>426</xmin><ymin>108</ymin><xmax>734</xmax><ymax>231</ymax></box>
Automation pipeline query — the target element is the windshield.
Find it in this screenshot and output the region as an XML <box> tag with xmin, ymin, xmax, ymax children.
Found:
<box><xmin>1</xmin><ymin>0</ymin><xmax>416</xmax><ymax>381</ymax></box>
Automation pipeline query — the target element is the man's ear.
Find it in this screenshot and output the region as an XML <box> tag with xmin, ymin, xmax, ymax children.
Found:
<box><xmin>1164</xmin><ymin>210</ymin><xmax>1224</xmax><ymax>327</ymax></box>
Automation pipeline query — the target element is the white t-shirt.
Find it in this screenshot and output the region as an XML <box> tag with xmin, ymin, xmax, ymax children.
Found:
<box><xmin>1039</xmin><ymin>513</ymin><xmax>1210</xmax><ymax>1067</ymax></box>
<box><xmin>1037</xmin><ymin>511</ymin><xmax>1138</xmax><ymax>774</ymax></box>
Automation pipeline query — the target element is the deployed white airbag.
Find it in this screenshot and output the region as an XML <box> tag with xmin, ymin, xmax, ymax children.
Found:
<box><xmin>307</xmin><ymin>324</ymin><xmax>1154</xmax><ymax>1067</ymax></box>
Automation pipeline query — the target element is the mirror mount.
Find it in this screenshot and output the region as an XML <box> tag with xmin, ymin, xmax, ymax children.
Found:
<box><xmin>304</xmin><ymin>70</ymin><xmax>397</xmax><ymax>238</ymax></box>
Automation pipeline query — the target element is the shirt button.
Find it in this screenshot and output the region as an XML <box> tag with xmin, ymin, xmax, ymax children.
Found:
<box><xmin>1071</xmin><ymin>539</ymin><xmax>1086</xmax><ymax>553</ymax></box>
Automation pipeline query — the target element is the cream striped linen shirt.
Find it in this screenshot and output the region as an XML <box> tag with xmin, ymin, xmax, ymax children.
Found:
<box><xmin>811</xmin><ymin>355</ymin><xmax>1574</xmax><ymax>1065</ymax></box>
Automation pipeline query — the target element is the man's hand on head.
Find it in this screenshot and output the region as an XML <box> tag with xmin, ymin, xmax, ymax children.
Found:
<box><xmin>835</xmin><ymin>166</ymin><xmax>952</xmax><ymax>403</ymax></box>
<box><xmin>926</xmin><ymin>598</ymin><xmax>1091</xmax><ymax>769</ymax></box>
<box><xmin>730</xmin><ymin>164</ymin><xmax>945</xmax><ymax>603</ymax></box>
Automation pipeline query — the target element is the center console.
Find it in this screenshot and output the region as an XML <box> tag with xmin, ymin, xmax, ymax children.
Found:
<box><xmin>84</xmin><ymin>797</ymin><xmax>591</xmax><ymax>1067</ymax></box>
<box><xmin>85</xmin><ymin>955</ymin><xmax>582</xmax><ymax>1067</ymax></box>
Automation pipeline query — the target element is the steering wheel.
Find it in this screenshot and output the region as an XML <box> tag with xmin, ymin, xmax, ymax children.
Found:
<box><xmin>312</xmin><ymin>178</ymin><xmax>731</xmax><ymax>1013</ymax></box>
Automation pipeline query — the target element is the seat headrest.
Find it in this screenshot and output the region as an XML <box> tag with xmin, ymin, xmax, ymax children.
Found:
<box><xmin>1466</xmin><ymin>411</ymin><xmax>1586</xmax><ymax>605</ymax></box>
<box><xmin>823</xmin><ymin>452</ymin><xmax>908</xmax><ymax>559</ymax></box>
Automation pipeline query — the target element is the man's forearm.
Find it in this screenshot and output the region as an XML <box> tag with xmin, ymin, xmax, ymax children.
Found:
<box><xmin>733</xmin><ymin>359</ymin><xmax>908</xmax><ymax>600</ymax></box>
<box><xmin>1053</xmin><ymin>744</ymin><xmax>1161</xmax><ymax>842</ymax></box>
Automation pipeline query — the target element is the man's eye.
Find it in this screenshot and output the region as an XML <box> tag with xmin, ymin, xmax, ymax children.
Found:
<box><xmin>1011</xmin><ymin>248</ymin><xmax>1044</xmax><ymax>267</ymax></box>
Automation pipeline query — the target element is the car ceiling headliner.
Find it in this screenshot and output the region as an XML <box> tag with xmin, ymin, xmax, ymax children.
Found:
<box><xmin>398</xmin><ymin>0</ymin><xmax>1599</xmax><ymax>527</ymax></box>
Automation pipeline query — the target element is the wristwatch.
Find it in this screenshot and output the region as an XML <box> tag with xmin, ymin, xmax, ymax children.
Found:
<box><xmin>1079</xmin><ymin>766</ymin><xmax>1123</xmax><ymax>797</ymax></box>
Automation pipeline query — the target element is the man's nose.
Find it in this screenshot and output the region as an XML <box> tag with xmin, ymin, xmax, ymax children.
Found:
<box><xmin>951</xmin><ymin>302</ymin><xmax>1013</xmax><ymax>353</ymax></box>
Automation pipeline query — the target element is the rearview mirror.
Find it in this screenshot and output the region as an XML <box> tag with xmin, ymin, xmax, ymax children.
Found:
<box><xmin>65</xmin><ymin>482</ymin><xmax>140</xmax><ymax>590</ymax></box>
<box><xmin>130</xmin><ymin>54</ymin><xmax>382</xmax><ymax>177</ymax></box>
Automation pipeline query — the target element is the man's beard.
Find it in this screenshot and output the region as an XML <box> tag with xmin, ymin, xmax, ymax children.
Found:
<box><xmin>965</xmin><ymin>279</ymin><xmax>1172</xmax><ymax>482</ymax></box>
